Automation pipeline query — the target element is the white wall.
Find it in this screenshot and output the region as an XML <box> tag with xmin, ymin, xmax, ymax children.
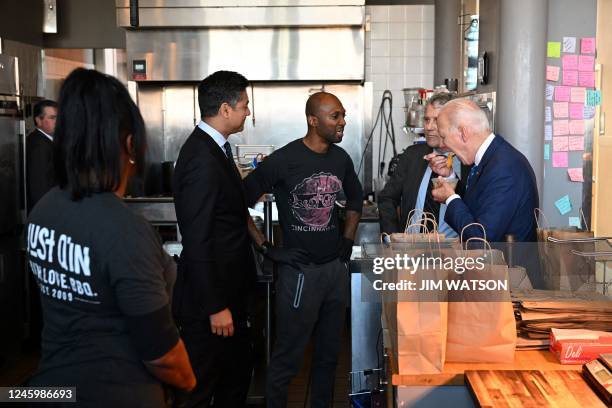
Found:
<box><xmin>365</xmin><ymin>4</ymin><xmax>435</xmax><ymax>189</ymax></box>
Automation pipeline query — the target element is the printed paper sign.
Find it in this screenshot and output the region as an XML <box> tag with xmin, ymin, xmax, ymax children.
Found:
<box><xmin>562</xmin><ymin>70</ymin><xmax>578</xmax><ymax>86</ymax></box>
<box><xmin>545</xmin><ymin>125</ymin><xmax>553</xmax><ymax>140</ymax></box>
<box><xmin>562</xmin><ymin>37</ymin><xmax>577</xmax><ymax>53</ymax></box>
<box><xmin>586</xmin><ymin>89</ymin><xmax>602</xmax><ymax>106</ymax></box>
<box><xmin>555</xmin><ymin>86</ymin><xmax>571</xmax><ymax>102</ymax></box>
<box><xmin>554</xmin><ymin>195</ymin><xmax>572</xmax><ymax>214</ymax></box>
<box><xmin>568</xmin><ymin>217</ymin><xmax>581</xmax><ymax>228</ymax></box>
<box><xmin>548</xmin><ymin>42</ymin><xmax>561</xmax><ymax>58</ymax></box>
<box><xmin>547</xmin><ymin>65</ymin><xmax>560</xmax><ymax>81</ymax></box>
<box><xmin>552</xmin><ymin>152</ymin><xmax>569</xmax><ymax>168</ymax></box>
<box><xmin>569</xmin><ymin>103</ymin><xmax>585</xmax><ymax>120</ymax></box>
<box><xmin>570</xmin><ymin>87</ymin><xmax>586</xmax><ymax>104</ymax></box>
<box><xmin>553</xmin><ymin>119</ymin><xmax>569</xmax><ymax>136</ymax></box>
<box><xmin>553</xmin><ymin>102</ymin><xmax>569</xmax><ymax>118</ymax></box>
<box><xmin>581</xmin><ymin>37</ymin><xmax>596</xmax><ymax>54</ymax></box>
<box><xmin>546</xmin><ymin>84</ymin><xmax>555</xmax><ymax>100</ymax></box>
<box><xmin>568</xmin><ymin>168</ymin><xmax>584</xmax><ymax>182</ymax></box>
<box><xmin>569</xmin><ymin>120</ymin><xmax>585</xmax><ymax>135</ymax></box>
<box><xmin>583</xmin><ymin>105</ymin><xmax>596</xmax><ymax>119</ymax></box>
<box><xmin>553</xmin><ymin>136</ymin><xmax>569</xmax><ymax>152</ymax></box>
<box><xmin>562</xmin><ymin>55</ymin><xmax>578</xmax><ymax>71</ymax></box>
<box><xmin>569</xmin><ymin>136</ymin><xmax>584</xmax><ymax>151</ymax></box>
<box><xmin>578</xmin><ymin>71</ymin><xmax>595</xmax><ymax>88</ymax></box>
<box><xmin>578</xmin><ymin>55</ymin><xmax>595</xmax><ymax>72</ymax></box>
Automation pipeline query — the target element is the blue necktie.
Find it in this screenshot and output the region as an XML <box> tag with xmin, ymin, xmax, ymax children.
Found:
<box><xmin>223</xmin><ymin>142</ymin><xmax>234</xmax><ymax>162</ymax></box>
<box><xmin>466</xmin><ymin>165</ymin><xmax>479</xmax><ymax>191</ymax></box>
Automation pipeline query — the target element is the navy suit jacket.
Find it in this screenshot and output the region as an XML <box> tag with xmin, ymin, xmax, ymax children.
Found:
<box><xmin>445</xmin><ymin>135</ymin><xmax>539</xmax><ymax>242</ymax></box>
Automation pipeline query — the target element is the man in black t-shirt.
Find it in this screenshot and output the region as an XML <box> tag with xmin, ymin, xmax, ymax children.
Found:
<box><xmin>245</xmin><ymin>92</ymin><xmax>363</xmax><ymax>408</ymax></box>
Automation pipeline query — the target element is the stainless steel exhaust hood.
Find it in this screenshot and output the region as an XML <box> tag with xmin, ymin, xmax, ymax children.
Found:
<box><xmin>118</xmin><ymin>0</ymin><xmax>365</xmax><ymax>81</ymax></box>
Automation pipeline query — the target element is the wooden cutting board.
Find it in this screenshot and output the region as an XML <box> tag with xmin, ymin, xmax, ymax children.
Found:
<box><xmin>465</xmin><ymin>370</ymin><xmax>606</xmax><ymax>407</ymax></box>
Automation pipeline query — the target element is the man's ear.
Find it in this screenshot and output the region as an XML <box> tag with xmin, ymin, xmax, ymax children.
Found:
<box><xmin>307</xmin><ymin>115</ymin><xmax>318</xmax><ymax>127</ymax></box>
<box><xmin>34</xmin><ymin>116</ymin><xmax>41</xmax><ymax>128</ymax></box>
<box><xmin>219</xmin><ymin>102</ymin><xmax>231</xmax><ymax>119</ymax></box>
<box><xmin>458</xmin><ymin>126</ymin><xmax>468</xmax><ymax>143</ymax></box>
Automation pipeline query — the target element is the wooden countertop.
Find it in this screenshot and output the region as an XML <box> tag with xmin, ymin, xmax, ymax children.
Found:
<box><xmin>465</xmin><ymin>370</ymin><xmax>605</xmax><ymax>407</ymax></box>
<box><xmin>390</xmin><ymin>349</ymin><xmax>583</xmax><ymax>386</ymax></box>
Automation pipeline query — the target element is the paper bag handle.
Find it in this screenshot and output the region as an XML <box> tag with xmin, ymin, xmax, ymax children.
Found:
<box><xmin>463</xmin><ymin>237</ymin><xmax>498</xmax><ymax>265</ymax></box>
<box><xmin>405</xmin><ymin>209</ymin><xmax>437</xmax><ymax>232</ymax></box>
<box><xmin>460</xmin><ymin>222</ymin><xmax>486</xmax><ymax>244</ymax></box>
<box><xmin>533</xmin><ymin>208</ymin><xmax>549</xmax><ymax>229</ymax></box>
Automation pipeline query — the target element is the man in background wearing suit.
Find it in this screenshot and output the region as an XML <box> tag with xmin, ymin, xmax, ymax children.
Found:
<box><xmin>378</xmin><ymin>93</ymin><xmax>466</xmax><ymax>236</ymax></box>
<box><xmin>172</xmin><ymin>71</ymin><xmax>256</xmax><ymax>407</ymax></box>
<box><xmin>431</xmin><ymin>99</ymin><xmax>539</xmax><ymax>243</ymax></box>
<box><xmin>26</xmin><ymin>99</ymin><xmax>57</xmax><ymax>212</ymax></box>
<box><xmin>25</xmin><ymin>99</ymin><xmax>57</xmax><ymax>351</ymax></box>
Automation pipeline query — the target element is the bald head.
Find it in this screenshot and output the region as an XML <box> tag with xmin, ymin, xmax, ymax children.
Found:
<box><xmin>305</xmin><ymin>92</ymin><xmax>341</xmax><ymax>117</ymax></box>
<box><xmin>436</xmin><ymin>99</ymin><xmax>492</xmax><ymax>165</ymax></box>
<box><xmin>304</xmin><ymin>91</ymin><xmax>346</xmax><ymax>145</ymax></box>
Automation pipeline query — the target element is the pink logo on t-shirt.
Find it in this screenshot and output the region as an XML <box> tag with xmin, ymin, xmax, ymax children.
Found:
<box><xmin>289</xmin><ymin>172</ymin><xmax>342</xmax><ymax>227</ymax></box>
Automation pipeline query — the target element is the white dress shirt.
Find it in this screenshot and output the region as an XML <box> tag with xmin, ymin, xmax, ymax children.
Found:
<box><xmin>37</xmin><ymin>128</ymin><xmax>53</xmax><ymax>142</ymax></box>
<box><xmin>197</xmin><ymin>120</ymin><xmax>228</xmax><ymax>154</ymax></box>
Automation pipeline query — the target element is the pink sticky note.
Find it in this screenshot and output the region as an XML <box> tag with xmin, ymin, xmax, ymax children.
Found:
<box><xmin>569</xmin><ymin>103</ymin><xmax>584</xmax><ymax>119</ymax></box>
<box><xmin>546</xmin><ymin>65</ymin><xmax>560</xmax><ymax>81</ymax></box>
<box><xmin>579</xmin><ymin>71</ymin><xmax>595</xmax><ymax>88</ymax></box>
<box><xmin>578</xmin><ymin>55</ymin><xmax>595</xmax><ymax>72</ymax></box>
<box><xmin>570</xmin><ymin>87</ymin><xmax>586</xmax><ymax>103</ymax></box>
<box><xmin>555</xmin><ymin>86</ymin><xmax>571</xmax><ymax>102</ymax></box>
<box><xmin>569</xmin><ymin>119</ymin><xmax>585</xmax><ymax>135</ymax></box>
<box><xmin>581</xmin><ymin>37</ymin><xmax>596</xmax><ymax>54</ymax></box>
<box><xmin>569</xmin><ymin>136</ymin><xmax>585</xmax><ymax>151</ymax></box>
<box><xmin>568</xmin><ymin>168</ymin><xmax>584</xmax><ymax>182</ymax></box>
<box><xmin>562</xmin><ymin>70</ymin><xmax>578</xmax><ymax>86</ymax></box>
<box><xmin>553</xmin><ymin>119</ymin><xmax>569</xmax><ymax>136</ymax></box>
<box><xmin>553</xmin><ymin>102</ymin><xmax>568</xmax><ymax>118</ymax></box>
<box><xmin>553</xmin><ymin>136</ymin><xmax>569</xmax><ymax>152</ymax></box>
<box><xmin>562</xmin><ymin>55</ymin><xmax>578</xmax><ymax>71</ymax></box>
<box><xmin>552</xmin><ymin>152</ymin><xmax>569</xmax><ymax>168</ymax></box>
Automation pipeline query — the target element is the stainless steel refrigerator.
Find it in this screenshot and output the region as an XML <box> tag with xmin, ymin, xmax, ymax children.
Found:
<box><xmin>0</xmin><ymin>53</ymin><xmax>27</xmax><ymax>360</ymax></box>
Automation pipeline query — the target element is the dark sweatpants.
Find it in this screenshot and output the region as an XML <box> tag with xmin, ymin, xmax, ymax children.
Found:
<box><xmin>266</xmin><ymin>258</ymin><xmax>349</xmax><ymax>408</ymax></box>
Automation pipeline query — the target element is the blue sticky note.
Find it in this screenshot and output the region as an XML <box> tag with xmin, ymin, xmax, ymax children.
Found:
<box><xmin>555</xmin><ymin>195</ymin><xmax>572</xmax><ymax>215</ymax></box>
<box><xmin>544</xmin><ymin>144</ymin><xmax>551</xmax><ymax>160</ymax></box>
<box><xmin>568</xmin><ymin>217</ymin><xmax>581</xmax><ymax>228</ymax></box>
<box><xmin>586</xmin><ymin>90</ymin><xmax>601</xmax><ymax>106</ymax></box>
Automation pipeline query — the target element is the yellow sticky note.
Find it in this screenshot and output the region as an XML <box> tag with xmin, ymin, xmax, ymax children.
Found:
<box><xmin>547</xmin><ymin>42</ymin><xmax>561</xmax><ymax>58</ymax></box>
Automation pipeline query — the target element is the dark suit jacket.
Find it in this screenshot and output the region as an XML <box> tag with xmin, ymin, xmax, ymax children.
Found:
<box><xmin>26</xmin><ymin>129</ymin><xmax>56</xmax><ymax>212</ymax></box>
<box><xmin>378</xmin><ymin>143</ymin><xmax>468</xmax><ymax>234</ymax></box>
<box><xmin>172</xmin><ymin>127</ymin><xmax>255</xmax><ymax>321</ymax></box>
<box><xmin>445</xmin><ymin>135</ymin><xmax>539</xmax><ymax>242</ymax></box>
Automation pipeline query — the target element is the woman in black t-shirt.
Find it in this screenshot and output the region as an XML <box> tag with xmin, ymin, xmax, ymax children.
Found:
<box><xmin>26</xmin><ymin>68</ymin><xmax>195</xmax><ymax>407</ymax></box>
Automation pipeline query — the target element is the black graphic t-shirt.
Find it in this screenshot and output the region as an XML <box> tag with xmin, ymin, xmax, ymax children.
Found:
<box><xmin>245</xmin><ymin>139</ymin><xmax>363</xmax><ymax>264</ymax></box>
<box><xmin>25</xmin><ymin>187</ymin><xmax>176</xmax><ymax>403</ymax></box>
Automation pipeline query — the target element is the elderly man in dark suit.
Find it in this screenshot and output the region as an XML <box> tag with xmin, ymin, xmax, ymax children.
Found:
<box><xmin>26</xmin><ymin>99</ymin><xmax>58</xmax><ymax>212</ymax></box>
<box><xmin>431</xmin><ymin>99</ymin><xmax>539</xmax><ymax>243</ymax></box>
<box><xmin>378</xmin><ymin>93</ymin><xmax>466</xmax><ymax>236</ymax></box>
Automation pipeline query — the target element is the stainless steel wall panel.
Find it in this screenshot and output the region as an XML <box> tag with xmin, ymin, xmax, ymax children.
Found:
<box><xmin>117</xmin><ymin>6</ymin><xmax>364</xmax><ymax>27</ymax></box>
<box><xmin>126</xmin><ymin>28</ymin><xmax>364</xmax><ymax>81</ymax></box>
<box><xmin>162</xmin><ymin>85</ymin><xmax>198</xmax><ymax>161</ymax></box>
<box><xmin>134</xmin><ymin>82</ymin><xmax>367</xmax><ymax>196</ymax></box>
<box><xmin>116</xmin><ymin>0</ymin><xmax>364</xmax><ymax>8</ymax></box>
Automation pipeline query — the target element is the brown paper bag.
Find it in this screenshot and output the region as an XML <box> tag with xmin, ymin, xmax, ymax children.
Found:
<box><xmin>445</xmin><ymin>240</ymin><xmax>517</xmax><ymax>363</ymax></box>
<box><xmin>381</xmin><ymin>245</ymin><xmax>449</xmax><ymax>374</ymax></box>
<box><xmin>535</xmin><ymin>209</ymin><xmax>595</xmax><ymax>291</ymax></box>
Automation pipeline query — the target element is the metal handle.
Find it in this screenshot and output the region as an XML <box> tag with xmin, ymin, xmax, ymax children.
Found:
<box><xmin>600</xmin><ymin>111</ymin><xmax>605</xmax><ymax>136</ymax></box>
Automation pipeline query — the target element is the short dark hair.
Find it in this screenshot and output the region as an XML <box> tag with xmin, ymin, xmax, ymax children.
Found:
<box><xmin>33</xmin><ymin>99</ymin><xmax>58</xmax><ymax>119</ymax></box>
<box><xmin>197</xmin><ymin>70</ymin><xmax>249</xmax><ymax>118</ymax></box>
<box><xmin>54</xmin><ymin>68</ymin><xmax>146</xmax><ymax>200</ymax></box>
<box><xmin>426</xmin><ymin>92</ymin><xmax>453</xmax><ymax>108</ymax></box>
